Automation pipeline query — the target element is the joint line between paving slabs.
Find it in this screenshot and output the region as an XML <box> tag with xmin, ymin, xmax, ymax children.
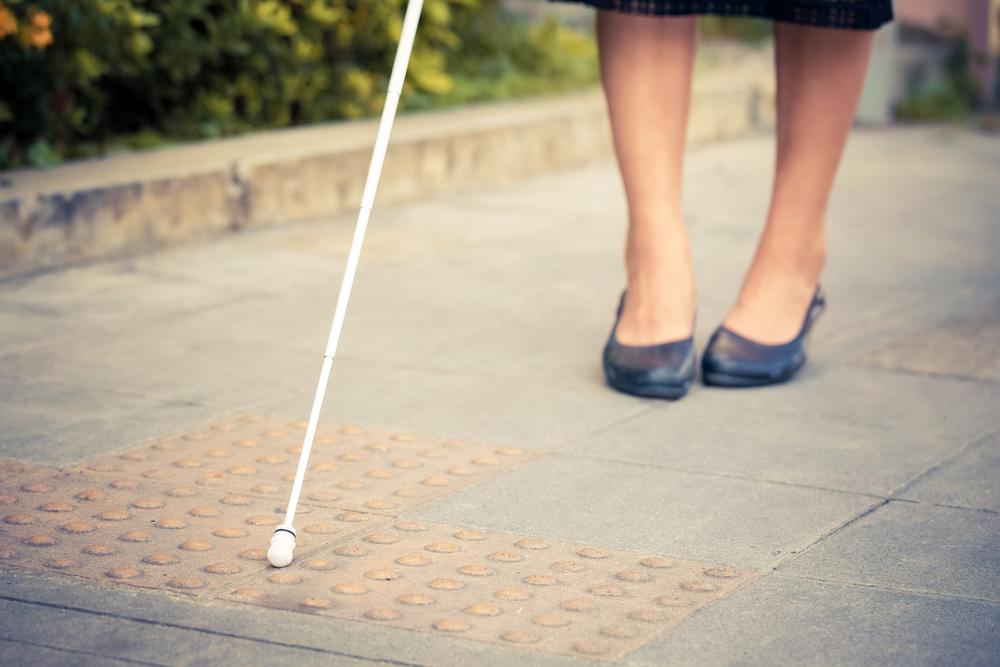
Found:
<box><xmin>843</xmin><ymin>364</ymin><xmax>1000</xmax><ymax>387</ymax></box>
<box><xmin>777</xmin><ymin>574</ymin><xmax>1000</xmax><ymax>605</ymax></box>
<box><xmin>767</xmin><ymin>498</ymin><xmax>890</xmax><ymax>571</ymax></box>
<box><xmin>567</xmin><ymin>451</ymin><xmax>890</xmax><ymax>501</ymax></box>
<box><xmin>919</xmin><ymin>501</ymin><xmax>1000</xmax><ymax>516</ymax></box>
<box><xmin>864</xmin><ymin>496</ymin><xmax>1000</xmax><ymax>518</ymax></box>
<box><xmin>337</xmin><ymin>354</ymin><xmax>612</xmax><ymax>395</ymax></box>
<box><xmin>604</xmin><ymin>568</ymin><xmax>764</xmax><ymax>660</ymax></box>
<box><xmin>0</xmin><ymin>635</ymin><xmax>172</xmax><ymax>667</ymax></box>
<box><xmin>885</xmin><ymin>428</ymin><xmax>1000</xmax><ymax>500</ymax></box>
<box><xmin>548</xmin><ymin>404</ymin><xmax>655</xmax><ymax>454</ymax></box>
<box><xmin>133</xmin><ymin>287</ymin><xmax>281</xmax><ymax>323</ymax></box>
<box><xmin>0</xmin><ymin>371</ymin><xmax>209</xmax><ymax>406</ymax></box>
<box><xmin>0</xmin><ymin>593</ymin><xmax>428</xmax><ymax>667</ymax></box>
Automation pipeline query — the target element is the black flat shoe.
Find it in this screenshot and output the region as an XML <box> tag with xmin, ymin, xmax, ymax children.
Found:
<box><xmin>602</xmin><ymin>294</ymin><xmax>695</xmax><ymax>399</ymax></box>
<box><xmin>701</xmin><ymin>286</ymin><xmax>826</xmax><ymax>387</ymax></box>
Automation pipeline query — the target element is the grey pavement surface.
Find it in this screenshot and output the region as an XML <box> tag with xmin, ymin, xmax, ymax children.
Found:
<box><xmin>1</xmin><ymin>125</ymin><xmax>999</xmax><ymax>665</ymax></box>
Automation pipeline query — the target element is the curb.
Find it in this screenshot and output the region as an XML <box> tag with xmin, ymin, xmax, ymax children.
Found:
<box><xmin>0</xmin><ymin>64</ymin><xmax>774</xmax><ymax>280</ymax></box>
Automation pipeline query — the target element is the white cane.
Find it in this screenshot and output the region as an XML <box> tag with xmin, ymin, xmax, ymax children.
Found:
<box><xmin>268</xmin><ymin>0</ymin><xmax>426</xmax><ymax>567</ymax></box>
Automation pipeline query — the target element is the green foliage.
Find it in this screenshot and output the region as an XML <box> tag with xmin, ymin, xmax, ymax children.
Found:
<box><xmin>402</xmin><ymin>6</ymin><xmax>598</xmax><ymax>111</ymax></box>
<box><xmin>894</xmin><ymin>86</ymin><xmax>973</xmax><ymax>122</ymax></box>
<box><xmin>0</xmin><ymin>0</ymin><xmax>599</xmax><ymax>169</ymax></box>
<box><xmin>700</xmin><ymin>16</ymin><xmax>771</xmax><ymax>45</ymax></box>
<box><xmin>895</xmin><ymin>25</ymin><xmax>982</xmax><ymax>122</ymax></box>
<box><xmin>26</xmin><ymin>138</ymin><xmax>61</xmax><ymax>167</ymax></box>
<box><xmin>0</xmin><ymin>0</ymin><xmax>468</xmax><ymax>168</ymax></box>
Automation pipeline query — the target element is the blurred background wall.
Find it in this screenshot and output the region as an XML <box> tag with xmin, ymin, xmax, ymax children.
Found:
<box><xmin>859</xmin><ymin>0</ymin><xmax>1000</xmax><ymax>122</ymax></box>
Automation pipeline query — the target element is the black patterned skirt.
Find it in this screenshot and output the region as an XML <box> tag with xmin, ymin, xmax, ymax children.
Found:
<box><xmin>551</xmin><ymin>0</ymin><xmax>893</xmax><ymax>30</ymax></box>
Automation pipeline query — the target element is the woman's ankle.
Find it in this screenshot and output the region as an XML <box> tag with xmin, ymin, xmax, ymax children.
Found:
<box><xmin>722</xmin><ymin>263</ymin><xmax>821</xmax><ymax>345</ymax></box>
<box><xmin>615</xmin><ymin>268</ymin><xmax>697</xmax><ymax>346</ymax></box>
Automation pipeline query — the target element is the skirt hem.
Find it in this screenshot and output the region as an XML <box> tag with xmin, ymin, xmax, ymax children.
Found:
<box><xmin>551</xmin><ymin>0</ymin><xmax>893</xmax><ymax>30</ymax></box>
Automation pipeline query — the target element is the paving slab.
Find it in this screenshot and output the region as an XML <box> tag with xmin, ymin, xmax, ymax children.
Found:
<box><xmin>901</xmin><ymin>431</ymin><xmax>1000</xmax><ymax>512</ymax></box>
<box><xmin>0</xmin><ymin>641</ymin><xmax>153</xmax><ymax>667</ymax></box>
<box><xmin>0</xmin><ymin>318</ymin><xmax>321</xmax><ymax>411</ymax></box>
<box><xmin>0</xmin><ymin>568</ymin><xmax>591</xmax><ymax>667</ymax></box>
<box><xmin>820</xmin><ymin>281</ymin><xmax>1000</xmax><ymax>373</ymax></box>
<box><xmin>258</xmin><ymin>360</ymin><xmax>648</xmax><ymax>454</ymax></box>
<box><xmin>683</xmin><ymin>126</ymin><xmax>1000</xmax><ymax>363</ymax></box>
<box><xmin>559</xmin><ymin>397</ymin><xmax>949</xmax><ymax>496</ymax></box>
<box><xmin>686</xmin><ymin>364</ymin><xmax>1000</xmax><ymax>445</ymax></box>
<box><xmin>0</xmin><ymin>597</ymin><xmax>382</xmax><ymax>667</ymax></box>
<box><xmin>0</xmin><ymin>378</ymin><xmax>221</xmax><ymax>467</ymax></box>
<box><xmin>782</xmin><ymin>500</ymin><xmax>1000</xmax><ymax>602</ymax></box>
<box><xmin>853</xmin><ymin>296</ymin><xmax>1000</xmax><ymax>382</ymax></box>
<box><xmin>0</xmin><ymin>260</ymin><xmax>266</xmax><ymax>323</ymax></box>
<box><xmin>814</xmin><ymin>127</ymin><xmax>1000</xmax><ymax>366</ymax></box>
<box><xmin>625</xmin><ymin>573</ymin><xmax>1000</xmax><ymax>667</ymax></box>
<box><xmin>407</xmin><ymin>454</ymin><xmax>876</xmax><ymax>572</ymax></box>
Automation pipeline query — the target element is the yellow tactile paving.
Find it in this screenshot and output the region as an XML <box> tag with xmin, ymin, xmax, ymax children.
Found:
<box><xmin>0</xmin><ymin>416</ymin><xmax>759</xmax><ymax>659</ymax></box>
<box><xmin>216</xmin><ymin>521</ymin><xmax>759</xmax><ymax>661</ymax></box>
<box><xmin>77</xmin><ymin>415</ymin><xmax>541</xmax><ymax>517</ymax></box>
<box><xmin>0</xmin><ymin>467</ymin><xmax>367</xmax><ymax>595</ymax></box>
<box><xmin>0</xmin><ymin>416</ymin><xmax>540</xmax><ymax>596</ymax></box>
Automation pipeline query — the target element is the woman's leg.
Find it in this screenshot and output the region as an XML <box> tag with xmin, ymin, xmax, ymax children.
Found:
<box><xmin>597</xmin><ymin>11</ymin><xmax>699</xmax><ymax>346</ymax></box>
<box><xmin>722</xmin><ymin>23</ymin><xmax>874</xmax><ymax>344</ymax></box>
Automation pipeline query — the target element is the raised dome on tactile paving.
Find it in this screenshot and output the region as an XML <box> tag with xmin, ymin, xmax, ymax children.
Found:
<box><xmin>216</xmin><ymin>520</ymin><xmax>758</xmax><ymax>660</ymax></box>
<box><xmin>0</xmin><ymin>417</ymin><xmax>540</xmax><ymax>596</ymax></box>
<box><xmin>0</xmin><ymin>415</ymin><xmax>757</xmax><ymax>660</ymax></box>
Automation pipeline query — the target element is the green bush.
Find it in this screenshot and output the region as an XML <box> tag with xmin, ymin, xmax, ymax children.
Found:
<box><xmin>895</xmin><ymin>24</ymin><xmax>982</xmax><ymax>122</ymax></box>
<box><xmin>0</xmin><ymin>0</ymin><xmax>599</xmax><ymax>169</ymax></box>
<box><xmin>402</xmin><ymin>7</ymin><xmax>598</xmax><ymax>112</ymax></box>
<box><xmin>0</xmin><ymin>0</ymin><xmax>471</xmax><ymax>168</ymax></box>
<box><xmin>700</xmin><ymin>16</ymin><xmax>771</xmax><ymax>44</ymax></box>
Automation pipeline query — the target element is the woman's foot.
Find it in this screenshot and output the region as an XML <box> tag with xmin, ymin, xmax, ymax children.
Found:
<box><xmin>702</xmin><ymin>286</ymin><xmax>825</xmax><ymax>387</ymax></box>
<box><xmin>604</xmin><ymin>292</ymin><xmax>697</xmax><ymax>399</ymax></box>
<box><xmin>721</xmin><ymin>252</ymin><xmax>823</xmax><ymax>345</ymax></box>
<box><xmin>615</xmin><ymin>261</ymin><xmax>697</xmax><ymax>346</ymax></box>
<box><xmin>706</xmin><ymin>222</ymin><xmax>826</xmax><ymax>387</ymax></box>
<box><xmin>603</xmin><ymin>222</ymin><xmax>697</xmax><ymax>399</ymax></box>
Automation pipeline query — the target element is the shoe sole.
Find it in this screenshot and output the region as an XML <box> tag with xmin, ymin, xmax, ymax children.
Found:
<box><xmin>606</xmin><ymin>377</ymin><xmax>692</xmax><ymax>399</ymax></box>
<box><xmin>702</xmin><ymin>366</ymin><xmax>799</xmax><ymax>388</ymax></box>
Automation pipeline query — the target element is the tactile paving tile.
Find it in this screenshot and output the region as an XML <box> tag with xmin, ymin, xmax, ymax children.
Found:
<box><xmin>77</xmin><ymin>415</ymin><xmax>541</xmax><ymax>517</ymax></box>
<box><xmin>0</xmin><ymin>467</ymin><xmax>373</xmax><ymax>595</ymax></box>
<box><xmin>1</xmin><ymin>418</ymin><xmax>758</xmax><ymax>659</ymax></box>
<box><xmin>0</xmin><ymin>416</ymin><xmax>540</xmax><ymax>596</ymax></box>
<box><xmin>0</xmin><ymin>460</ymin><xmax>49</xmax><ymax>487</ymax></box>
<box><xmin>215</xmin><ymin>521</ymin><xmax>759</xmax><ymax>661</ymax></box>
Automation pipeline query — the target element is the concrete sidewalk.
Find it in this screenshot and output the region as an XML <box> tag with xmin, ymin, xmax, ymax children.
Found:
<box><xmin>0</xmin><ymin>124</ymin><xmax>999</xmax><ymax>666</ymax></box>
